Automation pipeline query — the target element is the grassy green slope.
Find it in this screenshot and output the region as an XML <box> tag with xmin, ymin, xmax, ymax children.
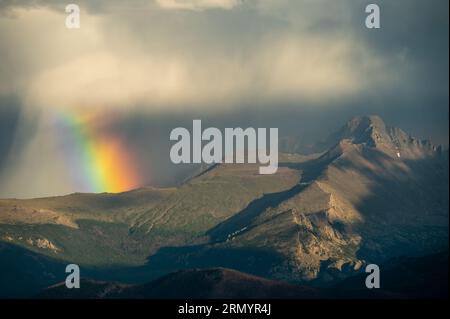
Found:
<box><xmin>129</xmin><ymin>164</ymin><xmax>300</xmax><ymax>249</ymax></box>
<box><xmin>0</xmin><ymin>163</ymin><xmax>300</xmax><ymax>268</ymax></box>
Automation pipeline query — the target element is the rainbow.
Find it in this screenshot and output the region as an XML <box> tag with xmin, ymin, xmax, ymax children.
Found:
<box><xmin>54</xmin><ymin>110</ymin><xmax>142</xmax><ymax>193</ymax></box>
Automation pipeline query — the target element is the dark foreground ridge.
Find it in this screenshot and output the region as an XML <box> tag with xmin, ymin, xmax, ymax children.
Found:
<box><xmin>37</xmin><ymin>251</ymin><xmax>448</xmax><ymax>299</ymax></box>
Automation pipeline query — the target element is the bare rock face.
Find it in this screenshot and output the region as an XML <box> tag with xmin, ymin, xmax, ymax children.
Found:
<box><xmin>27</xmin><ymin>238</ymin><xmax>61</xmax><ymax>253</ymax></box>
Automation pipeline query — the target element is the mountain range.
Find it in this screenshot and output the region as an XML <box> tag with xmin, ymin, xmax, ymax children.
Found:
<box><xmin>0</xmin><ymin>115</ymin><xmax>448</xmax><ymax>298</ymax></box>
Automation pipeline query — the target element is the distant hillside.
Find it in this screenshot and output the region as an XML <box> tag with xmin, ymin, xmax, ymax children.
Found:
<box><xmin>0</xmin><ymin>164</ymin><xmax>299</xmax><ymax>267</ymax></box>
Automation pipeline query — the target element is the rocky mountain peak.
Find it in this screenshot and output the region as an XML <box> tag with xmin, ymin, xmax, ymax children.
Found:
<box><xmin>329</xmin><ymin>115</ymin><xmax>440</xmax><ymax>159</ymax></box>
<box><xmin>338</xmin><ymin>115</ymin><xmax>388</xmax><ymax>146</ymax></box>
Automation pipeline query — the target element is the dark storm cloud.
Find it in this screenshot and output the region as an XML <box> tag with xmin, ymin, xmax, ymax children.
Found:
<box><xmin>0</xmin><ymin>0</ymin><xmax>148</xmax><ymax>14</ymax></box>
<box><xmin>355</xmin><ymin>0</ymin><xmax>449</xmax><ymax>145</ymax></box>
<box><xmin>0</xmin><ymin>96</ymin><xmax>21</xmax><ymax>171</ymax></box>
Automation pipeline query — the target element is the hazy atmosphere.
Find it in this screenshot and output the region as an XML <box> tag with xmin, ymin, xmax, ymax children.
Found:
<box><xmin>0</xmin><ymin>0</ymin><xmax>448</xmax><ymax>198</ymax></box>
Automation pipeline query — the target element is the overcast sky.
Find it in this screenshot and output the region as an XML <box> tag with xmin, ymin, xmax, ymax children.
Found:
<box><xmin>0</xmin><ymin>0</ymin><xmax>448</xmax><ymax>198</ymax></box>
